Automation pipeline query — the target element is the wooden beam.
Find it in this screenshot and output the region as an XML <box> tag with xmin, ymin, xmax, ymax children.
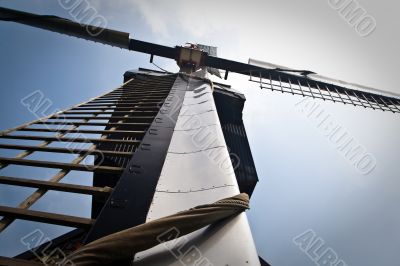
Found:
<box><xmin>0</xmin><ymin>135</ymin><xmax>141</xmax><ymax>144</ymax></box>
<box><xmin>0</xmin><ymin>157</ymin><xmax>124</xmax><ymax>174</ymax></box>
<box><xmin>63</xmin><ymin>110</ymin><xmax>157</xmax><ymax>115</ymax></box>
<box><xmin>0</xmin><ymin>176</ymin><xmax>112</xmax><ymax>196</ymax></box>
<box><xmin>96</xmin><ymin>96</ymin><xmax>166</xmax><ymax>100</ymax></box>
<box><xmin>17</xmin><ymin>128</ymin><xmax>146</xmax><ymax>136</ymax></box>
<box><xmin>0</xmin><ymin>206</ymin><xmax>94</xmax><ymax>228</ymax></box>
<box><xmin>0</xmin><ymin>256</ymin><xmax>42</xmax><ymax>266</ymax></box>
<box><xmin>73</xmin><ymin>106</ymin><xmax>159</xmax><ymax>110</ymax></box>
<box><xmin>79</xmin><ymin>103</ymin><xmax>160</xmax><ymax>107</ymax></box>
<box><xmin>34</xmin><ymin>121</ymin><xmax>151</xmax><ymax>127</ymax></box>
<box><xmin>0</xmin><ymin>143</ymin><xmax>134</xmax><ymax>157</ymax></box>
<box><xmin>48</xmin><ymin>116</ymin><xmax>154</xmax><ymax>120</ymax></box>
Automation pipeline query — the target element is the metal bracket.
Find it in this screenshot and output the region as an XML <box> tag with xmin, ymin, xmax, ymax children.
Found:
<box><xmin>177</xmin><ymin>46</ymin><xmax>206</xmax><ymax>72</ymax></box>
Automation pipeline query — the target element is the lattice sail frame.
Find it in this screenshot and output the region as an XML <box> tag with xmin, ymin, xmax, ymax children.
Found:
<box><xmin>0</xmin><ymin>74</ymin><xmax>175</xmax><ymax>236</ymax></box>
<box><xmin>248</xmin><ymin>59</ymin><xmax>400</xmax><ymax>113</ymax></box>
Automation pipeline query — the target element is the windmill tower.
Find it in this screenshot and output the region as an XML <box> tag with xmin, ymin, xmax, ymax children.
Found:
<box><xmin>1</xmin><ymin>6</ymin><xmax>399</xmax><ymax>266</ymax></box>
<box><xmin>0</xmin><ymin>7</ymin><xmax>262</xmax><ymax>266</ymax></box>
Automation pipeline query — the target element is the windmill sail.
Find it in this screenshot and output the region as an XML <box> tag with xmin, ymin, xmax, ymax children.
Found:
<box><xmin>204</xmin><ymin>55</ymin><xmax>400</xmax><ymax>113</ymax></box>
<box><xmin>0</xmin><ymin>6</ymin><xmax>130</xmax><ymax>49</ymax></box>
<box><xmin>0</xmin><ymin>7</ymin><xmax>177</xmax><ymax>59</ymax></box>
<box><xmin>2</xmin><ymin>6</ymin><xmax>399</xmax><ymax>113</ymax></box>
<box><xmin>249</xmin><ymin>58</ymin><xmax>400</xmax><ymax>109</ymax></box>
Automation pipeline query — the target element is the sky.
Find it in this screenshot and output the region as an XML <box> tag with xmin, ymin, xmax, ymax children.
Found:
<box><xmin>0</xmin><ymin>0</ymin><xmax>400</xmax><ymax>265</ymax></box>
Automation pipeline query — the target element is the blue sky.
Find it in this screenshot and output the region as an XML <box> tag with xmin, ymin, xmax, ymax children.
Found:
<box><xmin>0</xmin><ymin>1</ymin><xmax>400</xmax><ymax>265</ymax></box>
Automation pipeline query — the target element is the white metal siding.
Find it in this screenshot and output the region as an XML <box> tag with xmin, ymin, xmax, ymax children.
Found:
<box><xmin>134</xmin><ymin>78</ymin><xmax>260</xmax><ymax>265</ymax></box>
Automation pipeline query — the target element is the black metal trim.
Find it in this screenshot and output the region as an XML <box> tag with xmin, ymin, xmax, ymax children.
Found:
<box><xmin>129</xmin><ymin>39</ymin><xmax>178</xmax><ymax>60</ymax></box>
<box><xmin>213</xmin><ymin>85</ymin><xmax>259</xmax><ymax>197</ymax></box>
<box><xmin>84</xmin><ymin>75</ymin><xmax>187</xmax><ymax>243</ymax></box>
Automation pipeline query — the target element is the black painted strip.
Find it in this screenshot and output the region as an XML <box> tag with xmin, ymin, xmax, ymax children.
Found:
<box><xmin>84</xmin><ymin>74</ymin><xmax>187</xmax><ymax>243</ymax></box>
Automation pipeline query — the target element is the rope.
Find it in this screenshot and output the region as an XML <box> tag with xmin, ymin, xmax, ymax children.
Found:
<box><xmin>66</xmin><ymin>193</ymin><xmax>249</xmax><ymax>265</ymax></box>
<box><xmin>151</xmin><ymin>62</ymin><xmax>170</xmax><ymax>73</ymax></box>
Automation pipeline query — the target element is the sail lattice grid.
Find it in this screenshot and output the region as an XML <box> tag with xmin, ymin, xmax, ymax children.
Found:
<box><xmin>0</xmin><ymin>74</ymin><xmax>176</xmax><ymax>264</ymax></box>
<box><xmin>249</xmin><ymin>71</ymin><xmax>400</xmax><ymax>113</ymax></box>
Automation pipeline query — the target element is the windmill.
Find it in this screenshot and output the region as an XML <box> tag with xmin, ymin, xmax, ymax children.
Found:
<box><xmin>0</xmin><ymin>6</ymin><xmax>399</xmax><ymax>266</ymax></box>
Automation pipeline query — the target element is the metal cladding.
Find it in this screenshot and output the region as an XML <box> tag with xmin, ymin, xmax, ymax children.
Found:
<box><xmin>213</xmin><ymin>84</ymin><xmax>259</xmax><ymax>197</ymax></box>
<box><xmin>134</xmin><ymin>76</ymin><xmax>260</xmax><ymax>266</ymax></box>
<box><xmin>85</xmin><ymin>73</ymin><xmax>186</xmax><ymax>243</ymax></box>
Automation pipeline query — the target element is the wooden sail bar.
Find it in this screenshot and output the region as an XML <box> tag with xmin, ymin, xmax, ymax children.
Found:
<box><xmin>0</xmin><ymin>74</ymin><xmax>175</xmax><ymax>237</ymax></box>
